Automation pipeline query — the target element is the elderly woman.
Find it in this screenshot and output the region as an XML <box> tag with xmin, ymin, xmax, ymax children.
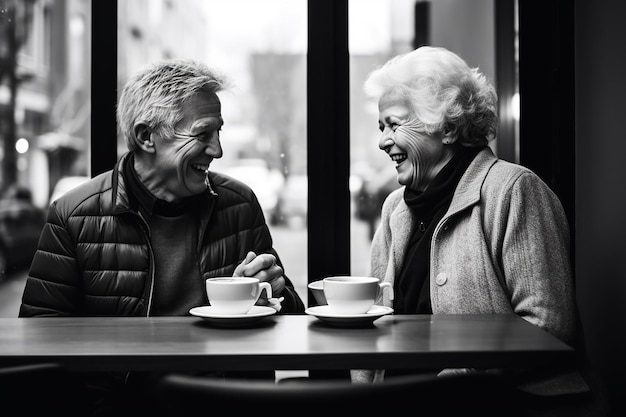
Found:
<box><xmin>353</xmin><ymin>46</ymin><xmax>590</xmax><ymax>415</ymax></box>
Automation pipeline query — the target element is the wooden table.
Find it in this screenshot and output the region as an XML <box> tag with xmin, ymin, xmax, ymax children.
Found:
<box><xmin>0</xmin><ymin>314</ymin><xmax>574</xmax><ymax>372</ymax></box>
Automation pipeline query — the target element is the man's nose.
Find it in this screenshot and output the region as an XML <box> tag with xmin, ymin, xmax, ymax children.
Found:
<box><xmin>205</xmin><ymin>139</ymin><xmax>223</xmax><ymax>158</ymax></box>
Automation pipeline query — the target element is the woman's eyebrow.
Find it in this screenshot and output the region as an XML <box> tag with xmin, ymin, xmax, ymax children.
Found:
<box><xmin>382</xmin><ymin>115</ymin><xmax>396</xmax><ymax>124</ymax></box>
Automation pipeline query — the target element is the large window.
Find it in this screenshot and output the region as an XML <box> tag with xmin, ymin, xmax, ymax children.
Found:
<box><xmin>118</xmin><ymin>0</ymin><xmax>309</xmax><ymax>301</ymax></box>
<box><xmin>0</xmin><ymin>0</ymin><xmax>524</xmax><ymax>316</ymax></box>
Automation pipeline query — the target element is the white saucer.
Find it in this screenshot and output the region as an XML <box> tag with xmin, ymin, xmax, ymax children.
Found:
<box><xmin>305</xmin><ymin>305</ymin><xmax>393</xmax><ymax>327</ymax></box>
<box><xmin>189</xmin><ymin>305</ymin><xmax>277</xmax><ymax>327</ymax></box>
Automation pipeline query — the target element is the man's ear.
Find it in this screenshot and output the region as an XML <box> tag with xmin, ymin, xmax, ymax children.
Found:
<box><xmin>134</xmin><ymin>122</ymin><xmax>155</xmax><ymax>153</ymax></box>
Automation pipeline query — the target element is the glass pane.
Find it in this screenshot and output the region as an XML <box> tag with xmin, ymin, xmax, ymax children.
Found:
<box><xmin>118</xmin><ymin>0</ymin><xmax>308</xmax><ymax>303</ymax></box>
<box><xmin>349</xmin><ymin>0</ymin><xmax>498</xmax><ymax>276</ymax></box>
<box><xmin>0</xmin><ymin>0</ymin><xmax>91</xmax><ymax>314</ymax></box>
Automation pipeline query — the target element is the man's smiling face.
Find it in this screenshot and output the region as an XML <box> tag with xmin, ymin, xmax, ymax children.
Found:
<box><xmin>151</xmin><ymin>91</ymin><xmax>224</xmax><ymax>200</ymax></box>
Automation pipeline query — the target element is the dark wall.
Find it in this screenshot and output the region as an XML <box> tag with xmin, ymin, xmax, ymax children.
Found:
<box><xmin>575</xmin><ymin>1</ymin><xmax>626</xmax><ymax>415</ymax></box>
<box><xmin>518</xmin><ymin>1</ymin><xmax>575</xmax><ymax>241</ymax></box>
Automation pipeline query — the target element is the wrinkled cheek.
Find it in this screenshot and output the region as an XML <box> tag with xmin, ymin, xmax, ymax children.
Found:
<box><xmin>404</xmin><ymin>141</ymin><xmax>425</xmax><ymax>189</ymax></box>
<box><xmin>175</xmin><ymin>146</ymin><xmax>196</xmax><ymax>191</ymax></box>
<box><xmin>167</xmin><ymin>162</ymin><xmax>190</xmax><ymax>196</ymax></box>
<box><xmin>395</xmin><ymin>127</ymin><xmax>424</xmax><ymax>188</ymax></box>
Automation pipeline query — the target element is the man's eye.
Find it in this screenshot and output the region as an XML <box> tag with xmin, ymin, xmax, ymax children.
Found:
<box><xmin>196</xmin><ymin>129</ymin><xmax>222</xmax><ymax>142</ymax></box>
<box><xmin>195</xmin><ymin>132</ymin><xmax>211</xmax><ymax>142</ymax></box>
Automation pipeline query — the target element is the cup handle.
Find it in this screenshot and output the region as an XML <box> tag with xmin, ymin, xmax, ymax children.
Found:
<box><xmin>257</xmin><ymin>281</ymin><xmax>273</xmax><ymax>300</ymax></box>
<box><xmin>379</xmin><ymin>282</ymin><xmax>394</xmax><ymax>301</ymax></box>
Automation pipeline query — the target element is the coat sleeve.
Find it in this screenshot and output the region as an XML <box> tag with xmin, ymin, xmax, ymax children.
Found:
<box><xmin>18</xmin><ymin>202</ymin><xmax>82</xmax><ymax>317</ymax></box>
<box><xmin>499</xmin><ymin>172</ymin><xmax>575</xmax><ymax>344</ymax></box>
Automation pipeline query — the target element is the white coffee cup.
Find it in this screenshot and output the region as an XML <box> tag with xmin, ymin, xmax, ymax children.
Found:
<box><xmin>323</xmin><ymin>276</ymin><xmax>393</xmax><ymax>315</ymax></box>
<box><xmin>307</xmin><ymin>280</ymin><xmax>327</xmax><ymax>305</ymax></box>
<box><xmin>206</xmin><ymin>277</ymin><xmax>272</xmax><ymax>315</ymax></box>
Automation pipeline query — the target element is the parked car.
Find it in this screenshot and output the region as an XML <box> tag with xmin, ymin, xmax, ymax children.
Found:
<box><xmin>49</xmin><ymin>175</ymin><xmax>90</xmax><ymax>205</ymax></box>
<box><xmin>222</xmin><ymin>159</ymin><xmax>284</xmax><ymax>224</ymax></box>
<box><xmin>0</xmin><ymin>186</ymin><xmax>46</xmax><ymax>277</ymax></box>
<box><xmin>273</xmin><ymin>174</ymin><xmax>307</xmax><ymax>227</ymax></box>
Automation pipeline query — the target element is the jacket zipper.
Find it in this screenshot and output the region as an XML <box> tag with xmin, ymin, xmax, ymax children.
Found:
<box><xmin>138</xmin><ymin>211</ymin><xmax>156</xmax><ymax>317</ymax></box>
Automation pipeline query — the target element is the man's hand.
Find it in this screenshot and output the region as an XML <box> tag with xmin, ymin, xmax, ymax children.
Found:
<box><xmin>234</xmin><ymin>251</ymin><xmax>285</xmax><ymax>299</ymax></box>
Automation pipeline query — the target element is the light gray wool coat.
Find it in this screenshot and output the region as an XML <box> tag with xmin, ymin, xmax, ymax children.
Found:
<box><xmin>355</xmin><ymin>147</ymin><xmax>588</xmax><ymax>395</ymax></box>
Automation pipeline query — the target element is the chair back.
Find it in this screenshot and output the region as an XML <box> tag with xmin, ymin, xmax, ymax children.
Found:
<box><xmin>152</xmin><ymin>371</ymin><xmax>514</xmax><ymax>416</ymax></box>
<box><xmin>0</xmin><ymin>363</ymin><xmax>84</xmax><ymax>416</ymax></box>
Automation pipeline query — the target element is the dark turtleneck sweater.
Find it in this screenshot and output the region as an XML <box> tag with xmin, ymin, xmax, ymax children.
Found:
<box><xmin>123</xmin><ymin>155</ymin><xmax>206</xmax><ymax>316</ymax></box>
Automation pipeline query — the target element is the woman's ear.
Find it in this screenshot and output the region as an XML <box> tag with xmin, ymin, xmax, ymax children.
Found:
<box><xmin>134</xmin><ymin>122</ymin><xmax>156</xmax><ymax>153</ymax></box>
<box><xmin>442</xmin><ymin>130</ymin><xmax>457</xmax><ymax>145</ymax></box>
<box><xmin>441</xmin><ymin>123</ymin><xmax>457</xmax><ymax>145</ymax></box>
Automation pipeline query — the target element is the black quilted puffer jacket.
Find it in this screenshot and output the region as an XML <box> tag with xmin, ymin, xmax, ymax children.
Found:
<box><xmin>19</xmin><ymin>153</ymin><xmax>304</xmax><ymax>317</ymax></box>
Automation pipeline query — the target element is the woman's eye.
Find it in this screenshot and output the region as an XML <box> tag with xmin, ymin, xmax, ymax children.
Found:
<box><xmin>379</xmin><ymin>123</ymin><xmax>398</xmax><ymax>133</ymax></box>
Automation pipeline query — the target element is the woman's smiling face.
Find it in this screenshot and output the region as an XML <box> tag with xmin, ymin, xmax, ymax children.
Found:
<box><xmin>377</xmin><ymin>95</ymin><xmax>447</xmax><ymax>192</ymax></box>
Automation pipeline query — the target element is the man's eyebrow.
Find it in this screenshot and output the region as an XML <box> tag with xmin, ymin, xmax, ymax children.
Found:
<box><xmin>192</xmin><ymin>117</ymin><xmax>223</xmax><ymax>130</ymax></box>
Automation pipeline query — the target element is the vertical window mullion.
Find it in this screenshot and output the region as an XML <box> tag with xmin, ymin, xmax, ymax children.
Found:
<box><xmin>90</xmin><ymin>0</ymin><xmax>118</xmax><ymax>177</ymax></box>
<box><xmin>307</xmin><ymin>0</ymin><xmax>351</xmax><ymax>295</ymax></box>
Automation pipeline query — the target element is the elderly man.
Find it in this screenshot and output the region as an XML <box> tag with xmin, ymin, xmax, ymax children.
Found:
<box><xmin>20</xmin><ymin>59</ymin><xmax>303</xmax><ymax>317</ymax></box>
<box><xmin>19</xmin><ymin>59</ymin><xmax>305</xmax><ymax>415</ymax></box>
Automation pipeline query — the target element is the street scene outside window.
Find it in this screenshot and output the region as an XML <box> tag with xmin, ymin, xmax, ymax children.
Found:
<box><xmin>0</xmin><ymin>0</ymin><xmax>92</xmax><ymax>312</ymax></box>
<box><xmin>0</xmin><ymin>0</ymin><xmax>508</xmax><ymax>317</ymax></box>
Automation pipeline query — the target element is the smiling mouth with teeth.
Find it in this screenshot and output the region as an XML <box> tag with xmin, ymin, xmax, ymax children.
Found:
<box><xmin>390</xmin><ymin>153</ymin><xmax>407</xmax><ymax>166</ymax></box>
<box><xmin>190</xmin><ymin>163</ymin><xmax>211</xmax><ymax>187</ymax></box>
<box><xmin>191</xmin><ymin>163</ymin><xmax>209</xmax><ymax>173</ymax></box>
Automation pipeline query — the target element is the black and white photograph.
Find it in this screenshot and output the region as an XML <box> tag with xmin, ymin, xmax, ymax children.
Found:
<box><xmin>0</xmin><ymin>1</ymin><xmax>624</xmax><ymax>416</ymax></box>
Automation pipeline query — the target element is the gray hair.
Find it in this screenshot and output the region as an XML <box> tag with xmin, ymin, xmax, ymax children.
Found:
<box><xmin>364</xmin><ymin>46</ymin><xmax>498</xmax><ymax>146</ymax></box>
<box><xmin>117</xmin><ymin>59</ymin><xmax>232</xmax><ymax>151</ymax></box>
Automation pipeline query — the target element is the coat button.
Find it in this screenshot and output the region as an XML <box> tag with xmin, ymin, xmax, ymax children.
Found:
<box><xmin>435</xmin><ymin>273</ymin><xmax>448</xmax><ymax>286</ymax></box>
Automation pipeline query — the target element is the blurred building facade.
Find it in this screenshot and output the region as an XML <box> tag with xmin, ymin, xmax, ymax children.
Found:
<box><xmin>0</xmin><ymin>0</ymin><xmax>91</xmax><ymax>208</ymax></box>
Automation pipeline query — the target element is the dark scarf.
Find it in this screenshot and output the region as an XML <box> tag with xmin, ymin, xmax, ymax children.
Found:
<box><xmin>393</xmin><ymin>146</ymin><xmax>483</xmax><ymax>314</ymax></box>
